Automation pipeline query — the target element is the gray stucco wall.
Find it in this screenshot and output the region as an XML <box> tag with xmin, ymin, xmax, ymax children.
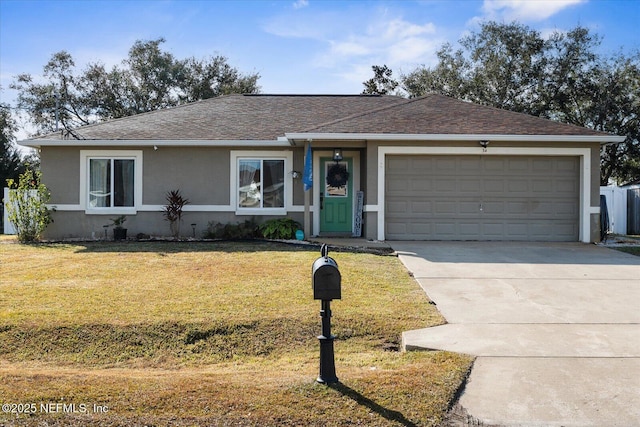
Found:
<box><xmin>143</xmin><ymin>147</ymin><xmax>230</xmax><ymax>205</ymax></box>
<box><xmin>41</xmin><ymin>147</ymin><xmax>81</xmax><ymax>205</ymax></box>
<box><xmin>39</xmin><ymin>145</ymin><xmax>305</xmax><ymax>240</ymax></box>
<box><xmin>38</xmin><ymin>140</ymin><xmax>601</xmax><ymax>242</ymax></box>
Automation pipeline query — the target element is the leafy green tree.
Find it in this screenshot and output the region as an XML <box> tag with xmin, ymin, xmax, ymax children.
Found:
<box><xmin>0</xmin><ymin>102</ymin><xmax>26</xmax><ymax>188</ymax></box>
<box><xmin>6</xmin><ymin>168</ymin><xmax>53</xmax><ymax>242</ymax></box>
<box><xmin>595</xmin><ymin>53</ymin><xmax>640</xmax><ymax>184</ymax></box>
<box><xmin>398</xmin><ymin>22</ymin><xmax>640</xmax><ymax>184</ymax></box>
<box><xmin>12</xmin><ymin>38</ymin><xmax>261</xmax><ymax>136</ymax></box>
<box><xmin>362</xmin><ymin>65</ymin><xmax>400</xmax><ymax>95</ymax></box>
<box><xmin>402</xmin><ymin>43</ymin><xmax>468</xmax><ymax>100</ymax></box>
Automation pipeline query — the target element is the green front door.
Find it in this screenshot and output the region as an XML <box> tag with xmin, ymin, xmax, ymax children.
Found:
<box><xmin>320</xmin><ymin>157</ymin><xmax>353</xmax><ymax>233</ymax></box>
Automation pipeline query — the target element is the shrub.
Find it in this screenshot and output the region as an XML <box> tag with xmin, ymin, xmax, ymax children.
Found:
<box><xmin>259</xmin><ymin>218</ymin><xmax>301</xmax><ymax>240</ymax></box>
<box><xmin>163</xmin><ymin>190</ymin><xmax>189</xmax><ymax>238</ymax></box>
<box><xmin>203</xmin><ymin>218</ymin><xmax>259</xmax><ymax>240</ymax></box>
<box><xmin>5</xmin><ymin>168</ymin><xmax>53</xmax><ymax>243</ymax></box>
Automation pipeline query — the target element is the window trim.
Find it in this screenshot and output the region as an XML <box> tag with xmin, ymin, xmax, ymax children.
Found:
<box><xmin>230</xmin><ymin>150</ymin><xmax>293</xmax><ymax>215</ymax></box>
<box><xmin>80</xmin><ymin>150</ymin><xmax>143</xmax><ymax>215</ymax></box>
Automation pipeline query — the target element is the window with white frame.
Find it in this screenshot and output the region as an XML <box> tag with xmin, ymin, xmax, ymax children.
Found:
<box><xmin>231</xmin><ymin>151</ymin><xmax>292</xmax><ymax>214</ymax></box>
<box><xmin>89</xmin><ymin>158</ymin><xmax>135</xmax><ymax>208</ymax></box>
<box><xmin>238</xmin><ymin>158</ymin><xmax>285</xmax><ymax>209</ymax></box>
<box><xmin>81</xmin><ymin>150</ymin><xmax>142</xmax><ymax>213</ymax></box>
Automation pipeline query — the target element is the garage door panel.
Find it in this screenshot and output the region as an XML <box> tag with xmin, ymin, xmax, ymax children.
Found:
<box><xmin>435</xmin><ymin>158</ymin><xmax>458</xmax><ymax>171</ymax></box>
<box><xmin>554</xmin><ymin>201</ymin><xmax>578</xmax><ymax>215</ymax></box>
<box><xmin>532</xmin><ymin>180</ymin><xmax>553</xmax><ymax>192</ymax></box>
<box><xmin>482</xmin><ymin>201</ymin><xmax>505</xmax><ymax>214</ymax></box>
<box><xmin>412</xmin><ymin>201</ymin><xmax>432</xmax><ymax>214</ymax></box>
<box><xmin>434</xmin><ymin>179</ymin><xmax>457</xmax><ymax>192</ymax></box>
<box><xmin>385</xmin><ymin>155</ymin><xmax>579</xmax><ymax>241</ymax></box>
<box><xmin>459</xmin><ymin>223</ymin><xmax>481</xmax><ymax>236</ymax></box>
<box><xmin>532</xmin><ymin>158</ymin><xmax>554</xmax><ymax>171</ymax></box>
<box><xmin>459</xmin><ymin>179</ymin><xmax>482</xmax><ymax>192</ymax></box>
<box><xmin>434</xmin><ymin>222</ymin><xmax>456</xmax><ymax>236</ymax></box>
<box><xmin>411</xmin><ymin>179</ymin><xmax>433</xmax><ymax>191</ymax></box>
<box><xmin>387</xmin><ymin>157</ymin><xmax>409</xmax><ymax>171</ymax></box>
<box><xmin>484</xmin><ymin>158</ymin><xmax>507</xmax><ymax>171</ymax></box>
<box><xmin>508</xmin><ymin>158</ymin><xmax>529</xmax><ymax>171</ymax></box>
<box><xmin>484</xmin><ymin>179</ymin><xmax>506</xmax><ymax>193</ymax></box>
<box><xmin>387</xmin><ymin>200</ymin><xmax>408</xmax><ymax>213</ymax></box>
<box><xmin>459</xmin><ymin>201</ymin><xmax>481</xmax><ymax>215</ymax></box>
<box><xmin>508</xmin><ymin>180</ymin><xmax>529</xmax><ymax>192</ymax></box>
<box><xmin>557</xmin><ymin>179</ymin><xmax>578</xmax><ymax>193</ymax></box>
<box><xmin>506</xmin><ymin>223</ymin><xmax>529</xmax><ymax>237</ymax></box>
<box><xmin>435</xmin><ymin>201</ymin><xmax>457</xmax><ymax>214</ymax></box>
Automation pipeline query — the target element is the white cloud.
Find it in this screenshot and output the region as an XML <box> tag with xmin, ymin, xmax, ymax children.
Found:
<box><xmin>313</xmin><ymin>16</ymin><xmax>440</xmax><ymax>66</ymax></box>
<box><xmin>293</xmin><ymin>0</ymin><xmax>309</xmax><ymax>10</ymax></box>
<box><xmin>262</xmin><ymin>7</ymin><xmax>445</xmax><ymax>93</ymax></box>
<box><xmin>481</xmin><ymin>0</ymin><xmax>586</xmax><ymax>22</ymax></box>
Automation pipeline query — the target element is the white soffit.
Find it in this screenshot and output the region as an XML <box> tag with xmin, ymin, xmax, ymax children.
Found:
<box><xmin>18</xmin><ymin>139</ymin><xmax>291</xmax><ymax>149</ymax></box>
<box><xmin>285</xmin><ymin>133</ymin><xmax>625</xmax><ymax>144</ymax></box>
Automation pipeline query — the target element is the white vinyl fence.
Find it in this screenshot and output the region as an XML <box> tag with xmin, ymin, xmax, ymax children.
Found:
<box><xmin>600</xmin><ymin>185</ymin><xmax>640</xmax><ymax>235</ymax></box>
<box><xmin>3</xmin><ymin>187</ymin><xmax>16</xmax><ymax>234</ymax></box>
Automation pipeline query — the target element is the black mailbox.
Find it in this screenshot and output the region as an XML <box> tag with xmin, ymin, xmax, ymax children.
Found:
<box><xmin>312</xmin><ymin>255</ymin><xmax>341</xmax><ymax>300</ymax></box>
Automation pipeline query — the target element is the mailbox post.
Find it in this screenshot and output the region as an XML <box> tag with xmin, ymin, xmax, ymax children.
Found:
<box><xmin>312</xmin><ymin>244</ymin><xmax>341</xmax><ymax>384</ymax></box>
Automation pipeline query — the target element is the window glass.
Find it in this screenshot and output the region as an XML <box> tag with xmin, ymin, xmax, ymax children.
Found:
<box><xmin>114</xmin><ymin>159</ymin><xmax>135</xmax><ymax>207</ymax></box>
<box><xmin>239</xmin><ymin>159</ymin><xmax>261</xmax><ymax>208</ymax></box>
<box><xmin>89</xmin><ymin>158</ymin><xmax>135</xmax><ymax>208</ymax></box>
<box><xmin>238</xmin><ymin>159</ymin><xmax>285</xmax><ymax>209</ymax></box>
<box><xmin>89</xmin><ymin>159</ymin><xmax>110</xmax><ymax>207</ymax></box>
<box><xmin>263</xmin><ymin>160</ymin><xmax>284</xmax><ymax>208</ymax></box>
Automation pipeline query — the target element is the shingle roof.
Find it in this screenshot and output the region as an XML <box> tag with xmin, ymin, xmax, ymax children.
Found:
<box><xmin>304</xmin><ymin>94</ymin><xmax>606</xmax><ymax>136</ymax></box>
<box><xmin>33</xmin><ymin>93</ymin><xmax>609</xmax><ymax>141</ymax></box>
<box><xmin>35</xmin><ymin>94</ymin><xmax>406</xmax><ymax>141</ymax></box>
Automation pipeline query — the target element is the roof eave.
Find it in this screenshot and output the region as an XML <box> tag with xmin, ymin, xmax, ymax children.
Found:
<box><xmin>285</xmin><ymin>132</ymin><xmax>626</xmax><ymax>144</ymax></box>
<box><xmin>18</xmin><ymin>139</ymin><xmax>292</xmax><ymax>149</ymax></box>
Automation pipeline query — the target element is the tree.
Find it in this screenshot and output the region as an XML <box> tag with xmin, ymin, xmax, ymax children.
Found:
<box><xmin>0</xmin><ymin>102</ymin><xmax>27</xmax><ymax>188</ymax></box>
<box><xmin>595</xmin><ymin>53</ymin><xmax>640</xmax><ymax>184</ymax></box>
<box><xmin>361</xmin><ymin>65</ymin><xmax>399</xmax><ymax>95</ymax></box>
<box><xmin>398</xmin><ymin>22</ymin><xmax>640</xmax><ymax>184</ymax></box>
<box><xmin>12</xmin><ymin>38</ymin><xmax>261</xmax><ymax>136</ymax></box>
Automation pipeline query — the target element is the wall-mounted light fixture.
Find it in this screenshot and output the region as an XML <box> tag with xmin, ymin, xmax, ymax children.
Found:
<box><xmin>479</xmin><ymin>140</ymin><xmax>490</xmax><ymax>152</ymax></box>
<box><xmin>153</xmin><ymin>145</ymin><xmax>158</xmax><ymax>151</ymax></box>
<box><xmin>291</xmin><ymin>170</ymin><xmax>301</xmax><ymax>179</ymax></box>
<box><xmin>332</xmin><ymin>148</ymin><xmax>343</xmax><ymax>162</ymax></box>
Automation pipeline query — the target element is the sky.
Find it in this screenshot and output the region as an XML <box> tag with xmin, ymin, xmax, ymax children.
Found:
<box><xmin>1</xmin><ymin>0</ymin><xmax>639</xmax><ymax>141</ymax></box>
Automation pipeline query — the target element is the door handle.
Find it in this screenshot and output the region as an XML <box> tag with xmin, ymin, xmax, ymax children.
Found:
<box><xmin>320</xmin><ymin>193</ymin><xmax>324</xmax><ymax>210</ymax></box>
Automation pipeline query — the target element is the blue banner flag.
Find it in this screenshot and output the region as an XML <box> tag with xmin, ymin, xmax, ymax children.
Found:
<box><xmin>303</xmin><ymin>143</ymin><xmax>313</xmax><ymax>191</ymax></box>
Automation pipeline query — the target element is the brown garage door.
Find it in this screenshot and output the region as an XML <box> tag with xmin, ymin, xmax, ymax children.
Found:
<box><xmin>385</xmin><ymin>155</ymin><xmax>579</xmax><ymax>241</ymax></box>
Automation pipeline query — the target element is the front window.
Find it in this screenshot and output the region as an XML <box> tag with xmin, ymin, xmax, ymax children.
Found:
<box><xmin>238</xmin><ymin>159</ymin><xmax>285</xmax><ymax>209</ymax></box>
<box><xmin>89</xmin><ymin>158</ymin><xmax>135</xmax><ymax>208</ymax></box>
<box><xmin>81</xmin><ymin>150</ymin><xmax>142</xmax><ymax>214</ymax></box>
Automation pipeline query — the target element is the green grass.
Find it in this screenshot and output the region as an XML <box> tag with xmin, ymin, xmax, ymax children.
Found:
<box><xmin>0</xmin><ymin>239</ymin><xmax>472</xmax><ymax>426</ymax></box>
<box><xmin>614</xmin><ymin>246</ymin><xmax>640</xmax><ymax>256</ymax></box>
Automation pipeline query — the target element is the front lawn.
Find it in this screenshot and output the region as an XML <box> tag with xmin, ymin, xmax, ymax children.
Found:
<box><xmin>0</xmin><ymin>240</ymin><xmax>471</xmax><ymax>426</ymax></box>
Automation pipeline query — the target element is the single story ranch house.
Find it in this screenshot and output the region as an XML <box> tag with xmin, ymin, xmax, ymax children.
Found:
<box><xmin>20</xmin><ymin>93</ymin><xmax>624</xmax><ymax>242</ymax></box>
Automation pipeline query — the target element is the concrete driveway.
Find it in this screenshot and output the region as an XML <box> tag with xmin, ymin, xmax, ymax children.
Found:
<box><xmin>392</xmin><ymin>242</ymin><xmax>640</xmax><ymax>427</ymax></box>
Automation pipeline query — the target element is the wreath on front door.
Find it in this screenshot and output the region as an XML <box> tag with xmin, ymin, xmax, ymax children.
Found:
<box><xmin>326</xmin><ymin>163</ymin><xmax>350</xmax><ymax>187</ymax></box>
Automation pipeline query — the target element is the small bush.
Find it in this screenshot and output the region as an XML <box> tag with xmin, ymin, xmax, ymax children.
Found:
<box><xmin>259</xmin><ymin>218</ymin><xmax>301</xmax><ymax>240</ymax></box>
<box><xmin>5</xmin><ymin>168</ymin><xmax>53</xmax><ymax>243</ymax></box>
<box><xmin>163</xmin><ymin>189</ymin><xmax>189</xmax><ymax>238</ymax></box>
<box><xmin>203</xmin><ymin>218</ymin><xmax>259</xmax><ymax>239</ymax></box>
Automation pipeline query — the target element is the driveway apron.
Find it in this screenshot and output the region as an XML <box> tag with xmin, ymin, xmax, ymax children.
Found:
<box><xmin>392</xmin><ymin>242</ymin><xmax>640</xmax><ymax>427</ymax></box>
